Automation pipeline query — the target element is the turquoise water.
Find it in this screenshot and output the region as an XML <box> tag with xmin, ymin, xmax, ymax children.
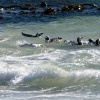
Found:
<box><xmin>0</xmin><ymin>0</ymin><xmax>100</xmax><ymax>99</ymax></box>
<box><xmin>0</xmin><ymin>16</ymin><xmax>100</xmax><ymax>100</ymax></box>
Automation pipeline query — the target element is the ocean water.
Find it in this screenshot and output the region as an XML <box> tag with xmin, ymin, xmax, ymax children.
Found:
<box><xmin>0</xmin><ymin>0</ymin><xmax>100</xmax><ymax>100</ymax></box>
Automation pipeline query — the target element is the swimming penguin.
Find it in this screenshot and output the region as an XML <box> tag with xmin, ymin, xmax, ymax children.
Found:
<box><xmin>77</xmin><ymin>37</ymin><xmax>83</xmax><ymax>45</ymax></box>
<box><xmin>45</xmin><ymin>36</ymin><xmax>50</xmax><ymax>42</ymax></box>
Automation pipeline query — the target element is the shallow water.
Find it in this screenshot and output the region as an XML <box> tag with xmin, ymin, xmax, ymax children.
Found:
<box><xmin>0</xmin><ymin>0</ymin><xmax>100</xmax><ymax>100</ymax></box>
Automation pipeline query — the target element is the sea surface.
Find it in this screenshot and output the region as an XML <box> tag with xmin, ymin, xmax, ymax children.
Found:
<box><xmin>0</xmin><ymin>0</ymin><xmax>100</xmax><ymax>100</ymax></box>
